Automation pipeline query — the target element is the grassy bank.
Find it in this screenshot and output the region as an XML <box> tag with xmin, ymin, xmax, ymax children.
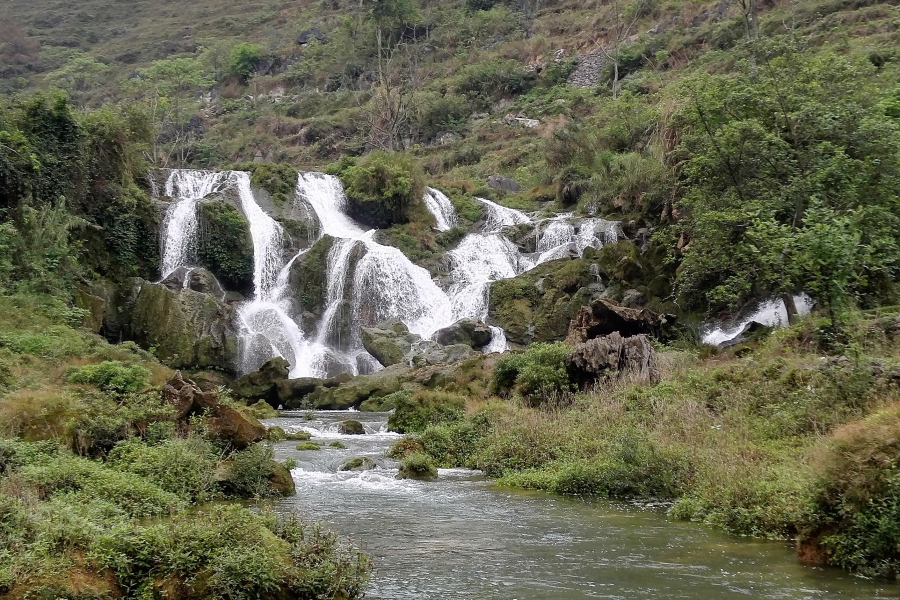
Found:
<box><xmin>391</xmin><ymin>312</ymin><xmax>900</xmax><ymax>579</ymax></box>
<box><xmin>0</xmin><ymin>294</ymin><xmax>371</xmax><ymax>598</ymax></box>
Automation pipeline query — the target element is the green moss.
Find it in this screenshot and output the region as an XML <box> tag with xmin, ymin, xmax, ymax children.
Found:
<box><xmin>397</xmin><ymin>452</ymin><xmax>438</xmax><ymax>480</ymax></box>
<box><xmin>197</xmin><ymin>200</ymin><xmax>254</xmax><ymax>293</ymax></box>
<box><xmin>234</xmin><ymin>162</ymin><xmax>298</xmax><ymax>207</ymax></box>
<box><xmin>289</xmin><ymin>235</ymin><xmax>335</xmax><ymax>316</ymax></box>
<box><xmin>295</xmin><ymin>441</ymin><xmax>321</xmax><ymax>450</ymax></box>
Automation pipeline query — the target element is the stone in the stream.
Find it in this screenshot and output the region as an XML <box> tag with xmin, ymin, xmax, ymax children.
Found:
<box><xmin>339</xmin><ymin>456</ymin><xmax>377</xmax><ymax>471</ymax></box>
<box><xmin>338</xmin><ymin>419</ymin><xmax>365</xmax><ymax>435</ymax></box>
<box><xmin>397</xmin><ymin>453</ymin><xmax>438</xmax><ymax>481</ymax></box>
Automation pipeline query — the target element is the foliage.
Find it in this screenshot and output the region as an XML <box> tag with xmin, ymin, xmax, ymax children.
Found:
<box><xmin>219</xmin><ymin>442</ymin><xmax>279</xmax><ymax>498</ymax></box>
<box><xmin>64</xmin><ymin>361</ymin><xmax>151</xmax><ymax>395</ymax></box>
<box><xmin>491</xmin><ymin>342</ymin><xmax>574</xmax><ymax>403</ymax></box>
<box><xmin>397</xmin><ymin>452</ymin><xmax>438</xmax><ymax>480</ymax></box>
<box><xmin>670</xmin><ymin>39</ymin><xmax>900</xmax><ymax>317</ymax></box>
<box><xmin>331</xmin><ymin>151</ymin><xmax>426</xmax><ymax>229</ymax></box>
<box><xmin>228</xmin><ymin>43</ymin><xmax>264</xmax><ymax>80</ymax></box>
<box><xmin>197</xmin><ymin>200</ymin><xmax>254</xmax><ymax>292</ymax></box>
<box><xmin>386</xmin><ymin>390</ymin><xmax>464</xmax><ymax>434</ymax></box>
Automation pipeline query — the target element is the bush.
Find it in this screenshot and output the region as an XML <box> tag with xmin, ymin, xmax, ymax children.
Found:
<box><xmin>387</xmin><ymin>435</ymin><xmax>425</xmax><ymax>459</ymax></box>
<box><xmin>386</xmin><ymin>390</ymin><xmax>464</xmax><ymax>434</ymax></box>
<box><xmin>107</xmin><ymin>437</ymin><xmax>219</xmax><ymax>503</ymax></box>
<box><xmin>65</xmin><ymin>361</ymin><xmax>151</xmax><ymax>395</ymax></box>
<box><xmin>491</xmin><ymin>342</ymin><xmax>574</xmax><ymax>403</ymax></box>
<box><xmin>397</xmin><ymin>452</ymin><xmax>438</xmax><ymax>480</ymax></box>
<box><xmin>219</xmin><ymin>443</ymin><xmax>278</xmax><ymax>498</ymax></box>
<box><xmin>454</xmin><ymin>59</ymin><xmax>536</xmax><ymax>109</ymax></box>
<box><xmin>228</xmin><ymin>43</ymin><xmax>263</xmax><ymax>79</ymax></box>
<box><xmin>421</xmin><ymin>422</ymin><xmax>478</xmax><ymax>468</ymax></box>
<box><xmin>331</xmin><ymin>151</ymin><xmax>426</xmax><ymax>229</ymax></box>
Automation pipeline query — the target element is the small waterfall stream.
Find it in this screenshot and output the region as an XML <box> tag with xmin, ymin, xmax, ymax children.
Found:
<box><xmin>157</xmin><ymin>169</ymin><xmax>622</xmax><ymax>378</ymax></box>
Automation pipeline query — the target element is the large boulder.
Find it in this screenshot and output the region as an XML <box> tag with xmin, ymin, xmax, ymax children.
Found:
<box><xmin>214</xmin><ymin>458</ymin><xmax>296</xmax><ymax>496</ymax></box>
<box><xmin>566</xmin><ymin>298</ymin><xmax>675</xmax><ymax>345</ymax></box>
<box><xmin>362</xmin><ymin>320</ymin><xmax>478</xmax><ymax>368</ymax></box>
<box><xmin>229</xmin><ymin>357</ymin><xmax>290</xmax><ymax>404</ymax></box>
<box><xmin>275</xmin><ymin>373</ymin><xmax>352</xmax><ymax>406</ymax></box>
<box><xmin>432</xmin><ymin>319</ymin><xmax>493</xmax><ymax>349</ymax></box>
<box><xmin>565</xmin><ymin>332</ymin><xmax>659</xmax><ymax>387</ymax></box>
<box><xmin>487</xmin><ymin>174</ymin><xmax>521</xmax><ymax>193</ymax></box>
<box><xmin>488</xmin><ymin>258</ymin><xmax>602</xmax><ymax>346</ymax></box>
<box><xmin>162</xmin><ymin>372</ymin><xmax>266</xmax><ymax>449</ymax></box>
<box><xmin>196</xmin><ymin>199</ymin><xmax>255</xmax><ymax>295</ymax></box>
<box><xmin>121</xmin><ymin>279</ymin><xmax>238</xmax><ymax>371</ymax></box>
<box><xmin>160</xmin><ymin>266</ymin><xmax>227</xmax><ymax>300</ymax></box>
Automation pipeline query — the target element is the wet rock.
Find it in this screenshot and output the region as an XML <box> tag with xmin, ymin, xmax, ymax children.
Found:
<box><xmin>397</xmin><ymin>453</ymin><xmax>438</xmax><ymax>481</ymax></box>
<box><xmin>361</xmin><ymin>320</ymin><xmax>414</xmax><ymax>367</ymax></box>
<box><xmin>214</xmin><ymin>458</ymin><xmax>296</xmax><ymax>496</ymax></box>
<box><xmin>488</xmin><ymin>258</ymin><xmax>602</xmax><ymax>346</ymax></box>
<box><xmin>275</xmin><ymin>372</ymin><xmax>352</xmax><ymax>407</ymax></box>
<box><xmin>338</xmin><ymin>419</ymin><xmax>365</xmax><ymax>435</ymax></box>
<box><xmin>268</xmin><ymin>461</ymin><xmax>297</xmax><ymax>496</ymax></box>
<box><xmin>486</xmin><ymin>174</ymin><xmax>521</xmax><ymax>193</ymax></box>
<box><xmin>339</xmin><ymin>456</ymin><xmax>378</xmax><ymax>471</ymax></box>
<box><xmin>229</xmin><ymin>357</ymin><xmax>290</xmax><ymax>404</ymax></box>
<box><xmin>566</xmin><ymin>298</ymin><xmax>674</xmax><ymax>345</ymax></box>
<box><xmin>121</xmin><ymin>279</ymin><xmax>238</xmax><ymax>371</ymax></box>
<box><xmin>73</xmin><ymin>285</ymin><xmax>106</xmax><ymax>333</ymax></box>
<box><xmin>160</xmin><ymin>266</ymin><xmax>226</xmax><ymax>299</ymax></box>
<box><xmin>162</xmin><ymin>372</ymin><xmax>266</xmax><ymax>449</ymax></box>
<box><xmin>187</xmin><ymin>370</ymin><xmax>231</xmax><ymax>392</ymax></box>
<box><xmin>621</xmin><ymin>289</ymin><xmax>646</xmax><ymax>308</ymax></box>
<box><xmin>432</xmin><ymin>319</ymin><xmax>493</xmax><ymax>349</ymax></box>
<box><xmin>565</xmin><ymin>332</ymin><xmax>659</xmax><ymax>387</ymax></box>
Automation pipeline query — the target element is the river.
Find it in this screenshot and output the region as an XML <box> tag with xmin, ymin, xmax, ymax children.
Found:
<box><xmin>268</xmin><ymin>411</ymin><xmax>896</xmax><ymax>599</ymax></box>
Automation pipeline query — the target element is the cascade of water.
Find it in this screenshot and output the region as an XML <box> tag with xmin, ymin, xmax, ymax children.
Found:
<box><xmin>701</xmin><ymin>294</ymin><xmax>814</xmax><ymax>347</ymax></box>
<box><xmin>159</xmin><ymin>170</ymin><xmax>233</xmax><ymax>278</ymax></box>
<box><xmin>532</xmin><ymin>217</ymin><xmax>622</xmax><ymax>267</ymax></box>
<box><xmin>478</xmin><ymin>197</ymin><xmax>531</xmax><ymax>232</ymax></box>
<box><xmin>296</xmin><ymin>172</ymin><xmax>364</xmax><ymax>238</ymax></box>
<box><xmin>423</xmin><ymin>188</ymin><xmax>458</xmax><ymax>232</ymax></box>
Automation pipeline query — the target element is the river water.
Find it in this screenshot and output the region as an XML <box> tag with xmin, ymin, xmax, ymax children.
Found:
<box><xmin>269</xmin><ymin>411</ymin><xmax>896</xmax><ymax>600</ymax></box>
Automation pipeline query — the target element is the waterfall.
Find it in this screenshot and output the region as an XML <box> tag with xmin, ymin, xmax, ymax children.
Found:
<box><xmin>159</xmin><ymin>170</ymin><xmax>233</xmax><ymax>278</ymax></box>
<box><xmin>702</xmin><ymin>294</ymin><xmax>814</xmax><ymax>347</ymax></box>
<box><xmin>157</xmin><ymin>168</ymin><xmax>624</xmax><ymax>377</ymax></box>
<box><xmin>423</xmin><ymin>188</ymin><xmax>458</xmax><ymax>232</ymax></box>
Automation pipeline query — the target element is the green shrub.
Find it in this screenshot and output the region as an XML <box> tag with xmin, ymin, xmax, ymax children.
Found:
<box><xmin>65</xmin><ymin>391</ymin><xmax>176</xmax><ymax>456</ymax></box>
<box><xmin>220</xmin><ymin>443</ymin><xmax>278</xmax><ymax>498</ymax></box>
<box><xmin>455</xmin><ymin>59</ymin><xmax>536</xmax><ymax>109</ymax></box>
<box><xmin>331</xmin><ymin>151</ymin><xmax>426</xmax><ymax>229</ymax></box>
<box><xmin>228</xmin><ymin>43</ymin><xmax>263</xmax><ymax>79</ymax></box>
<box><xmin>421</xmin><ymin>422</ymin><xmax>478</xmax><ymax>468</ymax></box>
<box><xmin>397</xmin><ymin>452</ymin><xmax>438</xmax><ymax>480</ymax></box>
<box><xmin>107</xmin><ymin>437</ymin><xmax>219</xmax><ymax>503</ymax></box>
<box><xmin>491</xmin><ymin>342</ymin><xmax>574</xmax><ymax>403</ymax></box>
<box><xmin>386</xmin><ymin>390</ymin><xmax>464</xmax><ymax>434</ymax></box>
<box><xmin>65</xmin><ymin>361</ymin><xmax>151</xmax><ymax>395</ymax></box>
<box><xmin>387</xmin><ymin>435</ymin><xmax>425</xmax><ymax>459</ymax></box>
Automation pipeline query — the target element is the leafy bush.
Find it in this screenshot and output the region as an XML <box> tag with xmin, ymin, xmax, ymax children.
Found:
<box><xmin>331</xmin><ymin>151</ymin><xmax>426</xmax><ymax>229</ymax></box>
<box><xmin>387</xmin><ymin>435</ymin><xmax>425</xmax><ymax>459</ymax></box>
<box><xmin>228</xmin><ymin>43</ymin><xmax>263</xmax><ymax>79</ymax></box>
<box><xmin>107</xmin><ymin>437</ymin><xmax>219</xmax><ymax>503</ymax></box>
<box><xmin>421</xmin><ymin>422</ymin><xmax>478</xmax><ymax>468</ymax></box>
<box><xmin>65</xmin><ymin>391</ymin><xmax>176</xmax><ymax>456</ymax></box>
<box><xmin>65</xmin><ymin>361</ymin><xmax>151</xmax><ymax>395</ymax></box>
<box><xmin>454</xmin><ymin>59</ymin><xmax>536</xmax><ymax>109</ymax></box>
<box><xmin>386</xmin><ymin>390</ymin><xmax>464</xmax><ymax>434</ymax></box>
<box><xmin>491</xmin><ymin>342</ymin><xmax>574</xmax><ymax>403</ymax></box>
<box><xmin>219</xmin><ymin>443</ymin><xmax>278</xmax><ymax>498</ymax></box>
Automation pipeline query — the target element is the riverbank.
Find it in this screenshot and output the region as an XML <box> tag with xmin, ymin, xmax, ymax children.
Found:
<box><xmin>387</xmin><ymin>311</ymin><xmax>900</xmax><ymax>580</ymax></box>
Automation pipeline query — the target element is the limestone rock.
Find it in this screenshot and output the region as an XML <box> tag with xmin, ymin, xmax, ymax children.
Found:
<box><xmin>486</xmin><ymin>174</ymin><xmax>521</xmax><ymax>193</ymax></box>
<box><xmin>361</xmin><ymin>320</ymin><xmax>413</xmax><ymax>367</ymax></box>
<box><xmin>297</xmin><ymin>26</ymin><xmax>326</xmax><ymax>45</ymax></box>
<box><xmin>565</xmin><ymin>332</ymin><xmax>659</xmax><ymax>387</ymax></box>
<box><xmin>160</xmin><ymin>266</ymin><xmax>226</xmax><ymax>299</ymax></box>
<box><xmin>268</xmin><ymin>461</ymin><xmax>297</xmax><ymax>496</ymax></box>
<box><xmin>229</xmin><ymin>357</ymin><xmax>290</xmax><ymax>404</ymax></box>
<box><xmin>121</xmin><ymin>279</ymin><xmax>238</xmax><ymax>371</ymax></box>
<box><xmin>566</xmin><ymin>298</ymin><xmax>674</xmax><ymax>345</ymax></box>
<box><xmin>162</xmin><ymin>372</ymin><xmax>266</xmax><ymax>449</ymax></box>
<box><xmin>73</xmin><ymin>286</ymin><xmax>106</xmax><ymax>333</ymax></box>
<box><xmin>432</xmin><ymin>319</ymin><xmax>493</xmax><ymax>348</ymax></box>
<box><xmin>338</xmin><ymin>419</ymin><xmax>365</xmax><ymax>435</ymax></box>
<box><xmin>339</xmin><ymin>456</ymin><xmax>377</xmax><ymax>471</ymax></box>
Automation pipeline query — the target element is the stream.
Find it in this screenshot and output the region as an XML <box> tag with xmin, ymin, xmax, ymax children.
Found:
<box><xmin>269</xmin><ymin>411</ymin><xmax>896</xmax><ymax>599</ymax></box>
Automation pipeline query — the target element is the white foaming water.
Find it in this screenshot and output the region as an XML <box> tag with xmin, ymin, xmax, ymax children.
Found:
<box><xmin>448</xmin><ymin>233</ymin><xmax>521</xmax><ymax>321</ymax></box>
<box><xmin>702</xmin><ymin>294</ymin><xmax>814</xmax><ymax>346</ymax></box>
<box><xmin>478</xmin><ymin>197</ymin><xmax>531</xmax><ymax>232</ymax></box>
<box><xmin>159</xmin><ymin>170</ymin><xmax>233</xmax><ymax>278</ymax></box>
<box><xmin>233</xmin><ymin>172</ymin><xmax>284</xmax><ymax>298</ymax></box>
<box><xmin>295</xmin><ymin>172</ymin><xmax>363</xmax><ymax>238</ymax></box>
<box><xmin>533</xmin><ymin>217</ymin><xmax>620</xmax><ymax>267</ymax></box>
<box><xmin>423</xmin><ymin>187</ymin><xmax>458</xmax><ymax>232</ymax></box>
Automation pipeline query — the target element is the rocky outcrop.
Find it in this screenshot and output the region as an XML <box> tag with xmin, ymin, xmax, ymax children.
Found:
<box><xmin>162</xmin><ymin>372</ymin><xmax>266</xmax><ymax>449</ymax></box>
<box><xmin>160</xmin><ymin>267</ymin><xmax>227</xmax><ymax>300</ymax></box>
<box><xmin>361</xmin><ymin>320</ymin><xmax>477</xmax><ymax>368</ymax></box>
<box><xmin>487</xmin><ymin>174</ymin><xmax>521</xmax><ymax>193</ymax></box>
<box><xmin>339</xmin><ymin>456</ymin><xmax>377</xmax><ymax>471</ymax></box>
<box><xmin>432</xmin><ymin>319</ymin><xmax>492</xmax><ymax>349</ymax></box>
<box><xmin>567</xmin><ymin>50</ymin><xmax>607</xmax><ymax>88</ymax></box>
<box><xmin>229</xmin><ymin>357</ymin><xmax>290</xmax><ymax>405</ymax></box>
<box><xmin>196</xmin><ymin>200</ymin><xmax>255</xmax><ymax>295</ymax></box>
<box><xmin>566</xmin><ymin>298</ymin><xmax>675</xmax><ymax>345</ymax></box>
<box><xmin>565</xmin><ymin>332</ymin><xmax>659</xmax><ymax>387</ymax></box>
<box><xmin>338</xmin><ymin>419</ymin><xmax>365</xmax><ymax>435</ymax></box>
<box><xmin>214</xmin><ymin>457</ymin><xmax>296</xmax><ymax>496</ymax></box>
<box><xmin>488</xmin><ymin>258</ymin><xmax>603</xmax><ymax>346</ymax></box>
<box><xmin>121</xmin><ymin>279</ymin><xmax>238</xmax><ymax>371</ymax></box>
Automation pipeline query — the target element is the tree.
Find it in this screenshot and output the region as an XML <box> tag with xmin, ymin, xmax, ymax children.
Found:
<box><xmin>669</xmin><ymin>39</ymin><xmax>900</xmax><ymax>321</ymax></box>
<box><xmin>46</xmin><ymin>54</ymin><xmax>110</xmax><ymax>107</ymax></box>
<box><xmin>228</xmin><ymin>43</ymin><xmax>264</xmax><ymax>81</ymax></box>
<box><xmin>597</xmin><ymin>0</ymin><xmax>653</xmax><ymax>99</ymax></box>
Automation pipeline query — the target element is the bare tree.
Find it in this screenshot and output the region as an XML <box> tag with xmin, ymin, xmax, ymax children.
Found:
<box><xmin>597</xmin><ymin>0</ymin><xmax>652</xmax><ymax>99</ymax></box>
<box><xmin>359</xmin><ymin>32</ymin><xmax>421</xmax><ymax>151</ymax></box>
<box><xmin>732</xmin><ymin>0</ymin><xmax>759</xmax><ymax>41</ymax></box>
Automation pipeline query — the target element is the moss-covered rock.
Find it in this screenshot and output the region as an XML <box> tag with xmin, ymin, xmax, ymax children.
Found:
<box><xmin>397</xmin><ymin>452</ymin><xmax>438</xmax><ymax>481</ymax></box>
<box><xmin>332</xmin><ymin>151</ymin><xmax>426</xmax><ymax>229</ymax></box>
<box><xmin>197</xmin><ymin>200</ymin><xmax>254</xmax><ymax>295</ymax></box>
<box><xmin>269</xmin><ymin>460</ymin><xmax>297</xmax><ymax>496</ymax></box>
<box><xmin>288</xmin><ymin>235</ymin><xmax>335</xmax><ymax>320</ymax></box>
<box><xmin>338</xmin><ymin>419</ymin><xmax>365</xmax><ymax>435</ymax></box>
<box><xmin>339</xmin><ymin>456</ymin><xmax>377</xmax><ymax>471</ymax></box>
<box><xmin>122</xmin><ymin>279</ymin><xmax>238</xmax><ymax>371</ymax></box>
<box><xmin>229</xmin><ymin>357</ymin><xmax>290</xmax><ymax>404</ymax></box>
<box><xmin>487</xmin><ymin>258</ymin><xmax>600</xmax><ymax>346</ymax></box>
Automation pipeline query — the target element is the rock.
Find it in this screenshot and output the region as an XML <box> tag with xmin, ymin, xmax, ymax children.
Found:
<box><xmin>229</xmin><ymin>357</ymin><xmax>290</xmax><ymax>404</ymax></box>
<box><xmin>244</xmin><ymin>400</ymin><xmax>279</xmax><ymax>420</ymax></box>
<box><xmin>303</xmin><ymin>368</ymin><xmax>406</xmax><ymax>410</ymax></box>
<box><xmin>275</xmin><ymin>372</ymin><xmax>352</xmax><ymax>407</ymax></box>
<box><xmin>196</xmin><ymin>200</ymin><xmax>255</xmax><ymax>295</ymax></box>
<box><xmin>565</xmin><ymin>332</ymin><xmax>659</xmax><ymax>387</ymax></box>
<box><xmin>73</xmin><ymin>286</ymin><xmax>106</xmax><ymax>333</ymax></box>
<box><xmin>160</xmin><ymin>266</ymin><xmax>226</xmax><ymax>299</ymax></box>
<box><xmin>188</xmin><ymin>370</ymin><xmax>231</xmax><ymax>392</ymax></box>
<box><xmin>338</xmin><ymin>419</ymin><xmax>365</xmax><ymax>435</ymax></box>
<box><xmin>161</xmin><ymin>372</ymin><xmax>266</xmax><ymax>449</ymax></box>
<box><xmin>361</xmin><ymin>320</ymin><xmax>413</xmax><ymax>367</ymax></box>
<box><xmin>339</xmin><ymin>456</ymin><xmax>377</xmax><ymax>471</ymax></box>
<box><xmin>488</xmin><ymin>258</ymin><xmax>602</xmax><ymax>346</ymax></box>
<box><xmin>287</xmin><ymin>235</ymin><xmax>339</xmax><ymax>322</ymax></box>
<box><xmin>267</xmin><ymin>425</ymin><xmax>287</xmax><ymax>441</ymax></box>
<box><xmin>567</xmin><ymin>50</ymin><xmax>607</xmax><ymax>88</ymax></box>
<box><xmin>621</xmin><ymin>289</ymin><xmax>646</xmax><ymax>308</ymax></box>
<box><xmin>566</xmin><ymin>298</ymin><xmax>674</xmax><ymax>345</ymax></box>
<box><xmin>397</xmin><ymin>453</ymin><xmax>438</xmax><ymax>481</ymax></box>
<box><xmin>269</xmin><ymin>461</ymin><xmax>296</xmax><ymax>496</ymax></box>
<box><xmin>121</xmin><ymin>279</ymin><xmax>238</xmax><ymax>371</ymax></box>
<box><xmin>432</xmin><ymin>319</ymin><xmax>493</xmax><ymax>348</ymax></box>
<box><xmin>285</xmin><ymin>430</ymin><xmax>311</xmax><ymax>441</ymax></box>
<box><xmin>487</xmin><ymin>174</ymin><xmax>521</xmax><ymax>193</ymax></box>
<box><xmin>296</xmin><ymin>26</ymin><xmax>326</xmax><ymax>45</ymax></box>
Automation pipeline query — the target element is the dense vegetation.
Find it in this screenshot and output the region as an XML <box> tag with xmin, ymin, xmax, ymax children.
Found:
<box><xmin>3</xmin><ymin>0</ymin><xmax>900</xmax><ymax>589</ymax></box>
